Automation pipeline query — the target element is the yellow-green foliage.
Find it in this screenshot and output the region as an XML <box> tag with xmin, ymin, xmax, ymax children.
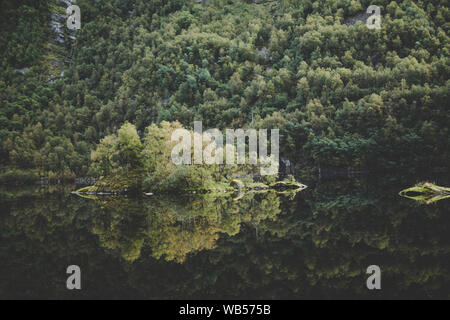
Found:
<box><xmin>88</xmin><ymin>190</ymin><xmax>282</xmax><ymax>263</ymax></box>
<box><xmin>86</xmin><ymin>122</ymin><xmax>308</xmax><ymax>194</ymax></box>
<box><xmin>399</xmin><ymin>182</ymin><xmax>450</xmax><ymax>204</ymax></box>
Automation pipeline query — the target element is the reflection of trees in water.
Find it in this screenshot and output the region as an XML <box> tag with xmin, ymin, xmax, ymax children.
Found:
<box><xmin>0</xmin><ymin>187</ymin><xmax>105</xmax><ymax>299</ymax></box>
<box><xmin>123</xmin><ymin>180</ymin><xmax>450</xmax><ymax>299</ymax></box>
<box><xmin>282</xmin><ymin>180</ymin><xmax>450</xmax><ymax>299</ymax></box>
<box><xmin>1</xmin><ymin>180</ymin><xmax>449</xmax><ymax>299</ymax></box>
<box><xmin>90</xmin><ymin>191</ymin><xmax>281</xmax><ymax>263</ymax></box>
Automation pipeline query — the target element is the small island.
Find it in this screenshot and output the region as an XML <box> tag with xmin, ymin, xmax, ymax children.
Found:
<box><xmin>399</xmin><ymin>182</ymin><xmax>450</xmax><ymax>204</ymax></box>
<box><xmin>73</xmin><ymin>122</ymin><xmax>307</xmax><ymax>196</ymax></box>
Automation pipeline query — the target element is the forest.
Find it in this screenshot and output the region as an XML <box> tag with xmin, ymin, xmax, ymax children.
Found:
<box><xmin>1</xmin><ymin>0</ymin><xmax>449</xmax><ymax>301</ymax></box>
<box><xmin>0</xmin><ymin>0</ymin><xmax>449</xmax><ymax>185</ymax></box>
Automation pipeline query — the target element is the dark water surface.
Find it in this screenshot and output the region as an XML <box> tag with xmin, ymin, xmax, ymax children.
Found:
<box><xmin>1</xmin><ymin>174</ymin><xmax>449</xmax><ymax>299</ymax></box>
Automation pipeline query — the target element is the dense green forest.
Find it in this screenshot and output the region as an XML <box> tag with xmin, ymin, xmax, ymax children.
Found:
<box><xmin>0</xmin><ymin>0</ymin><xmax>449</xmax><ymax>184</ymax></box>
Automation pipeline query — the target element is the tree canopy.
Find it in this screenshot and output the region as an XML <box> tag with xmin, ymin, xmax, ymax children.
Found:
<box><xmin>0</xmin><ymin>0</ymin><xmax>448</xmax><ymax>182</ymax></box>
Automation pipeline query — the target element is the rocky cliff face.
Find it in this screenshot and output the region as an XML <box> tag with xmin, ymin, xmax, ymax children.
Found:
<box><xmin>50</xmin><ymin>0</ymin><xmax>77</xmax><ymax>45</ymax></box>
<box><xmin>47</xmin><ymin>0</ymin><xmax>77</xmax><ymax>82</ymax></box>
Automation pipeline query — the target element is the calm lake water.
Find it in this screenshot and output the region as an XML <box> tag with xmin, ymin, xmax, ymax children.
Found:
<box><xmin>1</xmin><ymin>174</ymin><xmax>449</xmax><ymax>299</ymax></box>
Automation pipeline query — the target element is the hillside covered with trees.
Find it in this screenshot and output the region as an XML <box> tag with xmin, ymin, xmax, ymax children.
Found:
<box><xmin>0</xmin><ymin>0</ymin><xmax>448</xmax><ymax>183</ymax></box>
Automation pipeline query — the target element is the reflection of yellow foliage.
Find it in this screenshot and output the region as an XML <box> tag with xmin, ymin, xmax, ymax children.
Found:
<box><xmin>88</xmin><ymin>192</ymin><xmax>282</xmax><ymax>263</ymax></box>
<box><xmin>153</xmin><ymin>222</ymin><xmax>220</xmax><ymax>263</ymax></box>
